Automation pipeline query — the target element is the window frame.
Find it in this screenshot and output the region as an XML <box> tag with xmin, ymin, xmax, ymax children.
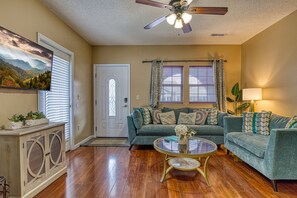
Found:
<box><xmin>160</xmin><ymin>65</ymin><xmax>184</xmax><ymax>103</ymax></box>
<box><xmin>188</xmin><ymin>65</ymin><xmax>216</xmax><ymax>104</ymax></box>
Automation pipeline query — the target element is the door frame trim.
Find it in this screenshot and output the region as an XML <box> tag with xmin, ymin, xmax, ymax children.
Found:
<box><xmin>93</xmin><ymin>64</ymin><xmax>131</xmax><ymax>137</ymax></box>
<box><xmin>37</xmin><ymin>33</ymin><xmax>74</xmax><ymax>151</ymax></box>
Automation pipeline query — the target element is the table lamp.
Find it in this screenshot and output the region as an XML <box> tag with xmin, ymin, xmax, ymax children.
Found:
<box><xmin>242</xmin><ymin>88</ymin><xmax>262</xmax><ymax>112</ymax></box>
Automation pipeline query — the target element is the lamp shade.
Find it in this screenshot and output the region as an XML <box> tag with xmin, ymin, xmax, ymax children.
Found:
<box><xmin>242</xmin><ymin>88</ymin><xmax>262</xmax><ymax>101</ymax></box>
<box><xmin>166</xmin><ymin>13</ymin><xmax>176</xmax><ymax>25</ymax></box>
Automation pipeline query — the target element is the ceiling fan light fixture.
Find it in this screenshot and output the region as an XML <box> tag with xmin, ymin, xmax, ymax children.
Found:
<box><xmin>166</xmin><ymin>13</ymin><xmax>177</xmax><ymax>25</ymax></box>
<box><xmin>181</xmin><ymin>13</ymin><xmax>192</xmax><ymax>24</ymax></box>
<box><xmin>174</xmin><ymin>18</ymin><xmax>183</xmax><ymax>29</ymax></box>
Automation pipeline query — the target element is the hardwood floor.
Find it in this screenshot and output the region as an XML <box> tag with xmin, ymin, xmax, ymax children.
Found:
<box><xmin>35</xmin><ymin>146</ymin><xmax>297</xmax><ymax>198</ymax></box>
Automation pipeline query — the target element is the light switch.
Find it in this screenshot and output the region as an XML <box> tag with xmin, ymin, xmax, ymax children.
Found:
<box><xmin>136</xmin><ymin>95</ymin><xmax>140</xmax><ymax>100</ymax></box>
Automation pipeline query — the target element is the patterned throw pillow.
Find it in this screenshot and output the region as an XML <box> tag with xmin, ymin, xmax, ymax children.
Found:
<box><xmin>242</xmin><ymin>111</ymin><xmax>272</xmax><ymax>135</ymax></box>
<box><xmin>139</xmin><ymin>107</ymin><xmax>152</xmax><ymax>125</ymax></box>
<box><xmin>177</xmin><ymin>112</ymin><xmax>196</xmax><ymax>125</ymax></box>
<box><xmin>192</xmin><ymin>110</ymin><xmax>208</xmax><ymax>125</ymax></box>
<box><xmin>192</xmin><ymin>108</ymin><xmax>218</xmax><ymax>125</ymax></box>
<box><xmin>159</xmin><ymin>111</ymin><xmax>176</xmax><ymax>125</ymax></box>
<box><xmin>285</xmin><ymin>115</ymin><xmax>297</xmax><ymax>128</ymax></box>
<box><xmin>152</xmin><ymin>109</ymin><xmax>162</xmax><ymax>124</ymax></box>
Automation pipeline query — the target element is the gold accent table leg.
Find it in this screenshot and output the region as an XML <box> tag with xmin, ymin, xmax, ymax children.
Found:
<box><xmin>160</xmin><ymin>154</ymin><xmax>173</xmax><ymax>182</ymax></box>
<box><xmin>197</xmin><ymin>156</ymin><xmax>211</xmax><ymax>186</ymax></box>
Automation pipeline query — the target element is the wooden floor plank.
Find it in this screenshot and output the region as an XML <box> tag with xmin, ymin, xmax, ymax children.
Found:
<box><xmin>35</xmin><ymin>146</ymin><xmax>297</xmax><ymax>198</ymax></box>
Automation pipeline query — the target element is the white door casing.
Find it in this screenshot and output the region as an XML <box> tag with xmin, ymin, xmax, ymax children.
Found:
<box><xmin>94</xmin><ymin>64</ymin><xmax>130</xmax><ymax>137</ymax></box>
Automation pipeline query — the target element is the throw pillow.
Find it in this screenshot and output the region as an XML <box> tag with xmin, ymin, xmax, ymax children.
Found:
<box><xmin>152</xmin><ymin>109</ymin><xmax>162</xmax><ymax>124</ymax></box>
<box><xmin>177</xmin><ymin>112</ymin><xmax>197</xmax><ymax>125</ymax></box>
<box><xmin>159</xmin><ymin>111</ymin><xmax>176</xmax><ymax>125</ymax></box>
<box><xmin>242</xmin><ymin>111</ymin><xmax>272</xmax><ymax>135</ymax></box>
<box><xmin>192</xmin><ymin>110</ymin><xmax>208</xmax><ymax>125</ymax></box>
<box><xmin>285</xmin><ymin>115</ymin><xmax>297</xmax><ymax>128</ymax></box>
<box><xmin>131</xmin><ymin>110</ymin><xmax>143</xmax><ymax>130</ymax></box>
<box><xmin>162</xmin><ymin>107</ymin><xmax>189</xmax><ymax>120</ymax></box>
<box><xmin>192</xmin><ymin>108</ymin><xmax>218</xmax><ymax>125</ymax></box>
<box><xmin>139</xmin><ymin>107</ymin><xmax>152</xmax><ymax>125</ymax></box>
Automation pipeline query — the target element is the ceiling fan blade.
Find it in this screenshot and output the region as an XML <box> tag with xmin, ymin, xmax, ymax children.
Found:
<box><xmin>136</xmin><ymin>0</ymin><xmax>172</xmax><ymax>9</ymax></box>
<box><xmin>182</xmin><ymin>23</ymin><xmax>192</xmax><ymax>33</ymax></box>
<box><xmin>188</xmin><ymin>7</ymin><xmax>228</xmax><ymax>15</ymax></box>
<box><xmin>144</xmin><ymin>15</ymin><xmax>168</xmax><ymax>29</ymax></box>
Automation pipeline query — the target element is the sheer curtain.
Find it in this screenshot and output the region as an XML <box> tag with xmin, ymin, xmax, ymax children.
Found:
<box><xmin>213</xmin><ymin>59</ymin><xmax>227</xmax><ymax>112</ymax></box>
<box><xmin>150</xmin><ymin>60</ymin><xmax>163</xmax><ymax>108</ymax></box>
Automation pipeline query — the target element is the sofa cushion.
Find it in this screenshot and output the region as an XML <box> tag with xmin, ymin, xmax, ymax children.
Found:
<box><xmin>138</xmin><ymin>124</ymin><xmax>176</xmax><ymax>136</ymax></box>
<box><xmin>137</xmin><ymin>124</ymin><xmax>223</xmax><ymax>136</ymax></box>
<box><xmin>242</xmin><ymin>111</ymin><xmax>272</xmax><ymax>135</ymax></box>
<box><xmin>177</xmin><ymin>112</ymin><xmax>196</xmax><ymax>125</ymax></box>
<box><xmin>192</xmin><ymin>110</ymin><xmax>208</xmax><ymax>125</ymax></box>
<box><xmin>285</xmin><ymin>115</ymin><xmax>297</xmax><ymax>129</ymax></box>
<box><xmin>152</xmin><ymin>109</ymin><xmax>162</xmax><ymax>124</ymax></box>
<box><xmin>187</xmin><ymin>125</ymin><xmax>224</xmax><ymax>136</ymax></box>
<box><xmin>159</xmin><ymin>111</ymin><xmax>176</xmax><ymax>125</ymax></box>
<box><xmin>226</xmin><ymin>132</ymin><xmax>269</xmax><ymax>158</ymax></box>
<box><xmin>270</xmin><ymin>113</ymin><xmax>290</xmax><ymax>130</ymax></box>
<box><xmin>162</xmin><ymin>107</ymin><xmax>189</xmax><ymax>120</ymax></box>
<box><xmin>139</xmin><ymin>107</ymin><xmax>152</xmax><ymax>125</ymax></box>
<box><xmin>131</xmin><ymin>110</ymin><xmax>143</xmax><ymax>130</ymax></box>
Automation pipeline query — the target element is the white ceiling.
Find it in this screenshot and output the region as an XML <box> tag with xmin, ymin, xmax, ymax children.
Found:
<box><xmin>40</xmin><ymin>0</ymin><xmax>297</xmax><ymax>46</ymax></box>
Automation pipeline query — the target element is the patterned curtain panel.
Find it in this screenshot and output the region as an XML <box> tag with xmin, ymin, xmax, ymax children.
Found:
<box><xmin>150</xmin><ymin>60</ymin><xmax>163</xmax><ymax>108</ymax></box>
<box><xmin>213</xmin><ymin>59</ymin><xmax>227</xmax><ymax>112</ymax></box>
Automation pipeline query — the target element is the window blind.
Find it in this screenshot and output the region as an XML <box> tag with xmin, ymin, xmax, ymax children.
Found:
<box><xmin>39</xmin><ymin>55</ymin><xmax>71</xmax><ymax>145</ymax></box>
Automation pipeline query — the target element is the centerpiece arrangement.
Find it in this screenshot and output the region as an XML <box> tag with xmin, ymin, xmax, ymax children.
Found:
<box><xmin>175</xmin><ymin>125</ymin><xmax>196</xmax><ymax>145</ymax></box>
<box><xmin>7</xmin><ymin>111</ymin><xmax>48</xmax><ymax>130</ymax></box>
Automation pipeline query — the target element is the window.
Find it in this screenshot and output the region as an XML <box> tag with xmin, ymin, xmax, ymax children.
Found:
<box><xmin>189</xmin><ymin>66</ymin><xmax>215</xmax><ymax>103</ymax></box>
<box><xmin>160</xmin><ymin>66</ymin><xmax>183</xmax><ymax>102</ymax></box>
<box><xmin>108</xmin><ymin>79</ymin><xmax>116</xmax><ymax>116</ymax></box>
<box><xmin>38</xmin><ymin>33</ymin><xmax>73</xmax><ymax>151</ymax></box>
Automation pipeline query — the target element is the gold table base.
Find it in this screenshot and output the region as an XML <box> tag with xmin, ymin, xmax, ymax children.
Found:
<box><xmin>160</xmin><ymin>154</ymin><xmax>211</xmax><ymax>186</ymax></box>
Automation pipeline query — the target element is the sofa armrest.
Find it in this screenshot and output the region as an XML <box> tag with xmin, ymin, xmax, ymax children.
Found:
<box><xmin>265</xmin><ymin>128</ymin><xmax>297</xmax><ymax>179</ymax></box>
<box><xmin>224</xmin><ymin>116</ymin><xmax>243</xmax><ymax>134</ymax></box>
<box><xmin>218</xmin><ymin>112</ymin><xmax>229</xmax><ymax>127</ymax></box>
<box><xmin>127</xmin><ymin>115</ymin><xmax>137</xmax><ymax>144</ymax></box>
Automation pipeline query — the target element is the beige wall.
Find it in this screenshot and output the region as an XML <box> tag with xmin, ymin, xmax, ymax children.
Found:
<box><xmin>93</xmin><ymin>45</ymin><xmax>241</xmax><ymax>110</ymax></box>
<box><xmin>0</xmin><ymin>0</ymin><xmax>93</xmax><ymax>144</ymax></box>
<box><xmin>242</xmin><ymin>10</ymin><xmax>297</xmax><ymax>116</ymax></box>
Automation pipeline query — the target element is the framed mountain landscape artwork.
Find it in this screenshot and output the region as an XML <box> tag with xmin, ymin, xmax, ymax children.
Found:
<box><xmin>0</xmin><ymin>26</ymin><xmax>53</xmax><ymax>90</ymax></box>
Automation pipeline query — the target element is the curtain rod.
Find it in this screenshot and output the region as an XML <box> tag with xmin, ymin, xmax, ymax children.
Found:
<box><xmin>142</xmin><ymin>59</ymin><xmax>227</xmax><ymax>63</ymax></box>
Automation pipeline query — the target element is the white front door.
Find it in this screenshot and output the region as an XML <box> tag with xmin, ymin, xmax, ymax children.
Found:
<box><xmin>94</xmin><ymin>64</ymin><xmax>130</xmax><ymax>137</ymax></box>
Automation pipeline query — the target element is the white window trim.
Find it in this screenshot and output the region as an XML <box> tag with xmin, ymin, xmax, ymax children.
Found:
<box><xmin>37</xmin><ymin>33</ymin><xmax>74</xmax><ymax>151</ymax></box>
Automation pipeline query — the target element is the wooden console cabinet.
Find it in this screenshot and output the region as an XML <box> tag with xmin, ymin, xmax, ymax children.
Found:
<box><xmin>0</xmin><ymin>123</ymin><xmax>66</xmax><ymax>198</ymax></box>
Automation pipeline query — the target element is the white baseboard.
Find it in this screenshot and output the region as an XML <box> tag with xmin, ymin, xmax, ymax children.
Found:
<box><xmin>73</xmin><ymin>135</ymin><xmax>94</xmax><ymax>150</ymax></box>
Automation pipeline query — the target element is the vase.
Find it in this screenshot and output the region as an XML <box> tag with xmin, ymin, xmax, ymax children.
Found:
<box><xmin>6</xmin><ymin>121</ymin><xmax>23</xmax><ymax>130</ymax></box>
<box><xmin>178</xmin><ymin>135</ymin><xmax>188</xmax><ymax>145</ymax></box>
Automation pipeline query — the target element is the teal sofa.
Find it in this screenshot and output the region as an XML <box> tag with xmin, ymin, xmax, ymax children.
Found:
<box><xmin>224</xmin><ymin>114</ymin><xmax>297</xmax><ymax>191</ymax></box>
<box><xmin>127</xmin><ymin>107</ymin><xmax>228</xmax><ymax>149</ymax></box>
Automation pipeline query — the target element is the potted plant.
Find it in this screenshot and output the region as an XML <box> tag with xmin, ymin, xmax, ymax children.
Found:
<box><xmin>227</xmin><ymin>82</ymin><xmax>250</xmax><ymax>115</ymax></box>
<box><xmin>25</xmin><ymin>111</ymin><xmax>48</xmax><ymax>127</ymax></box>
<box><xmin>7</xmin><ymin>114</ymin><xmax>25</xmax><ymax>129</ymax></box>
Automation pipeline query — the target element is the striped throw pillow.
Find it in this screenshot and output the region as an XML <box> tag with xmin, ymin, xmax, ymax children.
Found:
<box><xmin>139</xmin><ymin>107</ymin><xmax>152</xmax><ymax>125</ymax></box>
<box><xmin>285</xmin><ymin>115</ymin><xmax>297</xmax><ymax>128</ymax></box>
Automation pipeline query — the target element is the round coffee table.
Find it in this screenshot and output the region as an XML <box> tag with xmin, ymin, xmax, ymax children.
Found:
<box><xmin>153</xmin><ymin>136</ymin><xmax>217</xmax><ymax>185</ymax></box>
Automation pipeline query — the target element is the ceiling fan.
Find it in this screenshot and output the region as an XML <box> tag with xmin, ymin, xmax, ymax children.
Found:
<box><xmin>136</xmin><ymin>0</ymin><xmax>228</xmax><ymax>33</ymax></box>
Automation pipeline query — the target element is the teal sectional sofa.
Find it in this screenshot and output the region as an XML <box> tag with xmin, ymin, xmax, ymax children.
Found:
<box><xmin>224</xmin><ymin>114</ymin><xmax>297</xmax><ymax>191</ymax></box>
<box><xmin>127</xmin><ymin>107</ymin><xmax>228</xmax><ymax>149</ymax></box>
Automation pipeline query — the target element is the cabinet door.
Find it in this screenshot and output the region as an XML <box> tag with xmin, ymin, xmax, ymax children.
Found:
<box><xmin>22</xmin><ymin>131</ymin><xmax>47</xmax><ymax>193</ymax></box>
<box><xmin>47</xmin><ymin>126</ymin><xmax>66</xmax><ymax>174</ymax></box>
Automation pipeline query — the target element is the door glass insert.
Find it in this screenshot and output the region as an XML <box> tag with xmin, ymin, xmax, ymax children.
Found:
<box><xmin>109</xmin><ymin>79</ymin><xmax>116</xmax><ymax>116</ymax></box>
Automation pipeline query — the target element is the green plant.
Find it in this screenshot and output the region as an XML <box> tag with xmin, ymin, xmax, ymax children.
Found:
<box><xmin>8</xmin><ymin>114</ymin><xmax>25</xmax><ymax>122</ymax></box>
<box><xmin>26</xmin><ymin>111</ymin><xmax>46</xmax><ymax>120</ymax></box>
<box><xmin>227</xmin><ymin>82</ymin><xmax>250</xmax><ymax>115</ymax></box>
